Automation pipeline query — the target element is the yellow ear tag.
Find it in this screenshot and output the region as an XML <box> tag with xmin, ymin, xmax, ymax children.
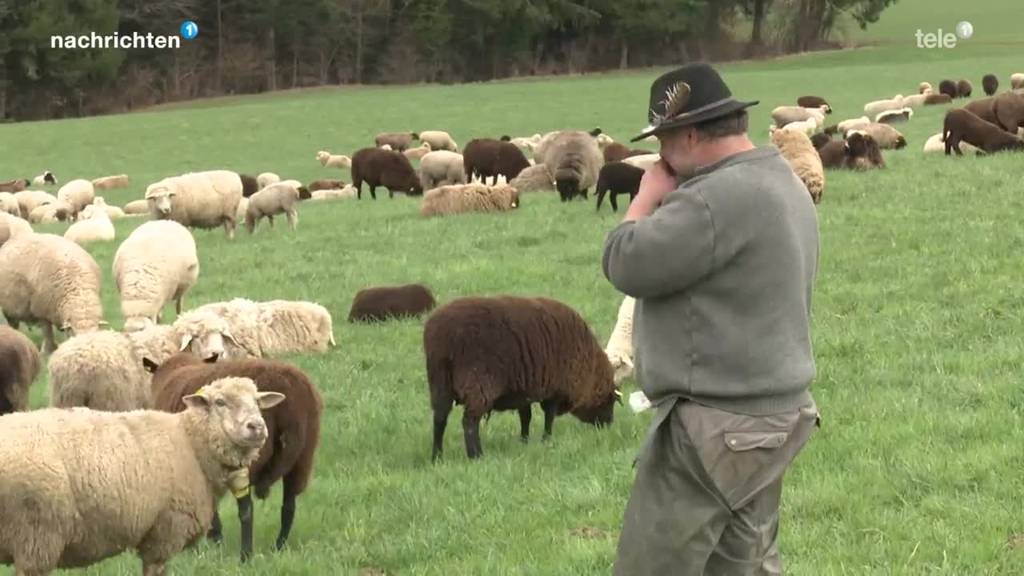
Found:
<box><xmin>227</xmin><ymin>468</ymin><xmax>250</xmax><ymax>499</ymax></box>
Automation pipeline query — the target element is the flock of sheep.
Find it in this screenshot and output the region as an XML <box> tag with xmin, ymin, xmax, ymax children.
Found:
<box><xmin>0</xmin><ymin>121</ymin><xmax>655</xmax><ymax>574</ymax></box>
<box><xmin>763</xmin><ymin>72</ymin><xmax>1024</xmax><ymax>205</ymax></box>
<box><xmin>4</xmin><ymin>68</ymin><xmax>1019</xmax><ymax>574</ymax></box>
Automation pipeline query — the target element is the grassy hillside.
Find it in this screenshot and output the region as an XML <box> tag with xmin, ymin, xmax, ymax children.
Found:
<box><xmin>2</xmin><ymin>20</ymin><xmax>1024</xmax><ymax>575</ymax></box>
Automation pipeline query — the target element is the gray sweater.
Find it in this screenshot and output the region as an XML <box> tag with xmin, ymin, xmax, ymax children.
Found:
<box><xmin>602</xmin><ymin>147</ymin><xmax>818</xmax><ymax>416</ymax></box>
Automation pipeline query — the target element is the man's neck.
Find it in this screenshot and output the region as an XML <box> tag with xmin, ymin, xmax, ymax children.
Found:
<box><xmin>694</xmin><ymin>134</ymin><xmax>757</xmax><ymax>168</ymax></box>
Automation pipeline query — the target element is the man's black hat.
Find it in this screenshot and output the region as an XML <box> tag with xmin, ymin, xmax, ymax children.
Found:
<box><xmin>631</xmin><ymin>62</ymin><xmax>759</xmax><ymax>142</ymax></box>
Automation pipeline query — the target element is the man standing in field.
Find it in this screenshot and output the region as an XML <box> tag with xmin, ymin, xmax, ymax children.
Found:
<box><xmin>602</xmin><ymin>62</ymin><xmax>821</xmax><ymax>575</ymax></box>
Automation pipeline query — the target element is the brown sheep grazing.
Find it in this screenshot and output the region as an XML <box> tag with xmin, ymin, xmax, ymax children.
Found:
<box><xmin>375</xmin><ymin>132</ymin><xmax>419</xmax><ymax>152</ymax></box>
<box><xmin>146</xmin><ymin>352</ymin><xmax>323</xmax><ymax>561</ymax></box>
<box><xmin>924</xmin><ymin>93</ymin><xmax>953</xmax><ymax>105</ymax></box>
<box><xmin>602</xmin><ymin>142</ymin><xmax>651</xmax><ymax>164</ymax></box>
<box><xmin>817</xmin><ymin>133</ymin><xmax>885</xmax><ymax>170</ymax></box>
<box><xmin>0</xmin><ymin>325</ymin><xmax>40</xmax><ymax>415</ymax></box>
<box><xmin>963</xmin><ymin>96</ymin><xmax>1000</xmax><ymax>126</ymax></box>
<box><xmin>0</xmin><ymin>179</ymin><xmax>29</xmax><ymax>193</ymax></box>
<box><xmin>424</xmin><ymin>295</ymin><xmax>620</xmax><ymax>460</ymax></box>
<box><xmin>993</xmin><ymin>91</ymin><xmax>1024</xmax><ymax>133</ymax></box>
<box><xmin>348</xmin><ymin>284</ymin><xmax>437</xmax><ymax>323</ymax></box>
<box><xmin>983</xmin><ymin>74</ymin><xmax>999</xmax><ymax>96</ymax></box>
<box><xmin>595</xmin><ymin>162</ymin><xmax>644</xmax><ymax>213</ymax></box>
<box><xmin>942</xmin><ymin>108</ymin><xmax>1024</xmax><ymax>155</ymax></box>
<box><xmin>797</xmin><ymin>95</ymin><xmax>832</xmax><ymax>113</ymax></box>
<box><xmin>939</xmin><ymin>79</ymin><xmax>958</xmax><ymax>99</ymax></box>
<box><xmin>351</xmin><ymin>147</ymin><xmax>423</xmax><ymax>199</ymax></box>
<box><xmin>956</xmin><ymin>79</ymin><xmax>973</xmax><ymax>98</ymax></box>
<box><xmin>462</xmin><ymin>138</ymin><xmax>531</xmax><ymax>185</ymax></box>
<box><xmin>308</xmin><ymin>179</ymin><xmax>346</xmax><ymax>192</ymax></box>
<box><xmin>240</xmin><ymin>173</ymin><xmax>260</xmax><ymax>198</ymax></box>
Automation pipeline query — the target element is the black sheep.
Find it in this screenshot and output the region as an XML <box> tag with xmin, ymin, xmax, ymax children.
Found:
<box><xmin>462</xmin><ymin>138</ymin><xmax>530</xmax><ymax>185</ymax></box>
<box><xmin>348</xmin><ymin>283</ymin><xmax>436</xmax><ymax>323</ymax></box>
<box><xmin>0</xmin><ymin>325</ymin><xmax>40</xmax><ymax>415</ymax></box>
<box><xmin>595</xmin><ymin>162</ymin><xmax>644</xmax><ymax>213</ymax></box>
<box><xmin>351</xmin><ymin>147</ymin><xmax>423</xmax><ymax>199</ymax></box>
<box><xmin>983</xmin><ymin>74</ymin><xmax>999</xmax><ymax>96</ymax></box>
<box><xmin>147</xmin><ymin>353</ymin><xmax>323</xmax><ymax>562</ymax></box>
<box><xmin>939</xmin><ymin>79</ymin><xmax>959</xmax><ymax>99</ymax></box>
<box><xmin>239</xmin><ymin>174</ymin><xmax>260</xmax><ymax>198</ymax></box>
<box><xmin>424</xmin><ymin>295</ymin><xmax>619</xmax><ymax>460</ymax></box>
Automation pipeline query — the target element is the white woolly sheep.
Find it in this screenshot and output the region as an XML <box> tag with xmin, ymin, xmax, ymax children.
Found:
<box><xmin>123</xmin><ymin>199</ymin><xmax>150</xmax><ymax>215</ymax></box>
<box><xmin>79</xmin><ymin>197</ymin><xmax>126</xmax><ymax>220</ymax></box>
<box><xmin>509</xmin><ymin>163</ymin><xmax>554</xmax><ymax>193</ymax></box>
<box><xmin>64</xmin><ymin>203</ymin><xmax>115</xmax><ymax>245</ymax></box>
<box><xmin>403</xmin><ymin>141</ymin><xmax>432</xmax><ymax>161</ymax></box>
<box><xmin>771</xmin><ymin>116</ymin><xmax>819</xmax><ymax>137</ymax></box>
<box><xmin>1011</xmin><ymin>73</ymin><xmax>1024</xmax><ymax>90</ymax></box>
<box><xmin>770</xmin><ymin>106</ymin><xmax>826</xmax><ymax>128</ymax></box>
<box><xmin>604</xmin><ymin>295</ymin><xmax>635</xmax><ymax>384</ymax></box>
<box><xmin>919</xmin><ymin>82</ymin><xmax>933</xmax><ymax>94</ymax></box>
<box><xmin>622</xmin><ymin>153</ymin><xmax>660</xmax><ymax>172</ymax></box>
<box><xmin>91</xmin><ymin>174</ymin><xmax>129</xmax><ymax>190</ymax></box>
<box><xmin>875</xmin><ymin>107</ymin><xmax>913</xmax><ymax>124</ymax></box>
<box><xmin>32</xmin><ymin>170</ymin><xmax>57</xmax><ymax>186</ymax></box>
<box><xmin>901</xmin><ymin>94</ymin><xmax>929</xmax><ymax>109</ymax></box>
<box><xmin>922</xmin><ymin>132</ymin><xmax>980</xmax><ymax>154</ymax></box>
<box><xmin>834</xmin><ymin>116</ymin><xmax>871</xmax><ymax>134</ymax></box>
<box><xmin>175</xmin><ymin>298</ymin><xmax>336</xmax><ymax>360</ymax></box>
<box><xmin>0</xmin><ymin>376</ymin><xmax>284</xmax><ymax>575</ymax></box>
<box><xmin>316</xmin><ymin>150</ymin><xmax>353</xmax><ymax>169</ymax></box>
<box><xmin>421</xmin><ymin>183</ymin><xmax>520</xmax><ymax>217</ymax></box>
<box><xmin>595</xmin><ymin>133</ymin><xmax>615</xmax><ymax>149</ymax></box>
<box><xmin>419</xmin><ymin>150</ymin><xmax>467</xmax><ymax>190</ymax></box>
<box><xmin>257</xmin><ymin>172</ymin><xmax>281</xmax><ymax>189</ymax></box>
<box><xmin>56</xmin><ymin>178</ymin><xmax>96</xmax><ymax>216</ymax></box>
<box><xmin>0</xmin><ymin>233</ymin><xmax>104</xmax><ymax>353</ymax></box>
<box><xmin>310</xmin><ymin>186</ymin><xmax>358</xmax><ymax>201</ymax></box>
<box><xmin>849</xmin><ymin>123</ymin><xmax>907</xmax><ymax>149</ymax></box>
<box><xmin>246</xmin><ymin>182</ymin><xmax>300</xmax><ymax>233</ymax></box>
<box><xmin>48</xmin><ymin>324</ymin><xmax>180</xmax><ymax>411</ymax></box>
<box><xmin>863</xmin><ymin>95</ymin><xmax>905</xmax><ymax>117</ymax></box>
<box><xmin>14</xmin><ymin>189</ymin><xmax>58</xmax><ymax>219</ymax></box>
<box><xmin>419</xmin><ymin>130</ymin><xmax>459</xmax><ymax>152</ymax></box>
<box><xmin>0</xmin><ymin>192</ymin><xmax>20</xmax><ymax>217</ymax></box>
<box><xmin>771</xmin><ymin>128</ymin><xmax>825</xmax><ymax>204</ymax></box>
<box><xmin>145</xmin><ymin>170</ymin><xmax>244</xmax><ymax>239</ymax></box>
<box><xmin>114</xmin><ymin>220</ymin><xmax>200</xmax><ymax>331</ymax></box>
<box><xmin>28</xmin><ymin>200</ymin><xmax>74</xmax><ymax>224</ymax></box>
<box><xmin>0</xmin><ymin>212</ymin><xmax>32</xmax><ymax>244</ymax></box>
<box><xmin>539</xmin><ymin>131</ymin><xmax>604</xmax><ymax>201</ymax></box>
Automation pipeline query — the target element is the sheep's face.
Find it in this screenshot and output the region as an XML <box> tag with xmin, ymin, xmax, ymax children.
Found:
<box><xmin>146</xmin><ymin>187</ymin><xmax>176</xmax><ymax>216</ymax></box>
<box><xmin>182</xmin><ymin>377</ymin><xmax>285</xmax><ymax>449</ymax></box>
<box><xmin>607</xmin><ymin>352</ymin><xmax>634</xmax><ymax>384</ymax></box>
<box><xmin>573</xmin><ymin>390</ymin><xmax>619</xmax><ymax>427</ymax></box>
<box><xmin>180</xmin><ymin>329</ymin><xmax>241</xmax><ymax>361</ymax></box>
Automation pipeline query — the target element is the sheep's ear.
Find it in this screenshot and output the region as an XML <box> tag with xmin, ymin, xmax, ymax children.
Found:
<box><xmin>182</xmin><ymin>389</ymin><xmax>211</xmax><ymax>410</ymax></box>
<box><xmin>223</xmin><ymin>331</ymin><xmax>239</xmax><ymax>346</ymax></box>
<box><xmin>142</xmin><ymin>358</ymin><xmax>160</xmax><ymax>373</ymax></box>
<box><xmin>179</xmin><ymin>334</ymin><xmax>193</xmax><ymax>351</ymax></box>
<box><xmin>256</xmin><ymin>392</ymin><xmax>286</xmax><ymax>409</ymax></box>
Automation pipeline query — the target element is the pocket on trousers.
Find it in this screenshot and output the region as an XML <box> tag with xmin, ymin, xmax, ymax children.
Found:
<box><xmin>723</xmin><ymin>431</ymin><xmax>790</xmax><ymax>452</ymax></box>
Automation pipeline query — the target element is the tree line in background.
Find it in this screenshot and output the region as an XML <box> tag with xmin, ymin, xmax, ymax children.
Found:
<box><xmin>0</xmin><ymin>0</ymin><xmax>896</xmax><ymax>121</ymax></box>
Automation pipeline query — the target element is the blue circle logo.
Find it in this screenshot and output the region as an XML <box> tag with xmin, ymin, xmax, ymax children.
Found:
<box><xmin>180</xmin><ymin>20</ymin><xmax>199</xmax><ymax>40</ymax></box>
